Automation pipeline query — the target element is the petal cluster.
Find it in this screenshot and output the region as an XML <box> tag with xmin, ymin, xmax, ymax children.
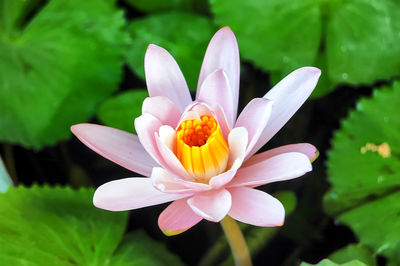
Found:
<box><xmin>71</xmin><ymin>27</ymin><xmax>321</xmax><ymax>236</ymax></box>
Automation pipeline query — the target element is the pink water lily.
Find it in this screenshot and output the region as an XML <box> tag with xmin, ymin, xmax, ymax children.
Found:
<box><xmin>71</xmin><ymin>27</ymin><xmax>321</xmax><ymax>236</ymax></box>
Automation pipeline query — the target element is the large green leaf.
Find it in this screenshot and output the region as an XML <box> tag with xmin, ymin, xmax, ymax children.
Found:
<box><xmin>0</xmin><ymin>186</ymin><xmax>182</xmax><ymax>265</ymax></box>
<box><xmin>98</xmin><ymin>89</ymin><xmax>148</xmax><ymax>134</ymax></box>
<box><xmin>0</xmin><ymin>186</ymin><xmax>128</xmax><ymax>265</ymax></box>
<box><xmin>211</xmin><ymin>0</ymin><xmax>321</xmax><ymax>73</ymax></box>
<box><xmin>211</xmin><ymin>0</ymin><xmax>400</xmax><ymax>96</ymax></box>
<box><xmin>324</xmin><ymin>81</ymin><xmax>400</xmax><ymax>263</ymax></box>
<box><xmin>126</xmin><ymin>11</ymin><xmax>216</xmax><ymax>90</ymax></box>
<box><xmin>326</xmin><ymin>0</ymin><xmax>400</xmax><ymax>84</ymax></box>
<box><xmin>0</xmin><ymin>0</ymin><xmax>128</xmax><ymax>148</ymax></box>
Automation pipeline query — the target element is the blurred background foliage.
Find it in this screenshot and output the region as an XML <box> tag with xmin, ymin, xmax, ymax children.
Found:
<box><xmin>0</xmin><ymin>0</ymin><xmax>399</xmax><ymax>265</ymax></box>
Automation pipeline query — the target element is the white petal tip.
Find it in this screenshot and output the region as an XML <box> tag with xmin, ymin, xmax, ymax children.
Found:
<box><xmin>70</xmin><ymin>123</ymin><xmax>86</xmax><ymax>135</ymax></box>
<box><xmin>301</xmin><ymin>66</ymin><xmax>321</xmax><ymax>77</ymax></box>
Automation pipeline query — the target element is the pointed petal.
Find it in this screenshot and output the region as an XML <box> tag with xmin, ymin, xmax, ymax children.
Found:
<box><xmin>142</xmin><ymin>96</ymin><xmax>181</xmax><ymax>128</ymax></box>
<box><xmin>235</xmin><ymin>98</ymin><xmax>273</xmax><ymax>160</ymax></box>
<box><xmin>197</xmin><ymin>27</ymin><xmax>240</xmax><ymax>119</ymax></box>
<box><xmin>158</xmin><ymin>198</ymin><xmax>202</xmax><ymax>236</ymax></box>
<box><xmin>134</xmin><ymin>113</ymin><xmax>164</xmax><ymax>165</ymax></box>
<box><xmin>93</xmin><ymin>178</ymin><xmax>188</xmax><ymax>211</ymax></box>
<box><xmin>158</xmin><ymin>125</ymin><xmax>176</xmax><ymax>152</ymax></box>
<box><xmin>248</xmin><ymin>67</ymin><xmax>321</xmax><ymax>157</ymax></box>
<box><xmin>155</xmin><ymin>130</ymin><xmax>190</xmax><ymax>179</ymax></box>
<box><xmin>187</xmin><ymin>189</ymin><xmax>232</xmax><ymax>222</ymax></box>
<box><xmin>209</xmin><ymin>159</ymin><xmax>241</xmax><ymax>189</ymax></box>
<box><xmin>145</xmin><ymin>44</ymin><xmax>192</xmax><ymax>111</ymax></box>
<box><xmin>151</xmin><ymin>167</ymin><xmax>209</xmax><ymax>194</ymax></box>
<box><xmin>209</xmin><ymin>127</ymin><xmax>248</xmax><ymax>189</ymax></box>
<box><xmin>197</xmin><ymin>69</ymin><xmax>235</xmax><ymax>127</ymax></box>
<box><xmin>229</xmin><ymin>152</ymin><xmax>312</xmax><ymax>187</ymax></box>
<box><xmin>71</xmin><ymin>124</ymin><xmax>157</xmax><ymax>177</ymax></box>
<box><xmin>243</xmin><ymin>143</ymin><xmax>318</xmax><ymax>167</ymax></box>
<box><xmin>228</xmin><ymin>187</ymin><xmax>284</xmax><ymax>227</ymax></box>
<box><xmin>227</xmin><ymin>127</ymin><xmax>248</xmax><ymax>168</ymax></box>
<box><xmin>209</xmin><ymin>104</ymin><xmax>231</xmax><ymax>140</ymax></box>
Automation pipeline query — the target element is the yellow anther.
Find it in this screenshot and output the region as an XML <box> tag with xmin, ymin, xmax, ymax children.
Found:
<box><xmin>176</xmin><ymin>115</ymin><xmax>229</xmax><ymax>181</ymax></box>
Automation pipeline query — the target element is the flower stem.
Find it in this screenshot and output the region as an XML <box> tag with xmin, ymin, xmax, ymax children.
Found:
<box><xmin>220</xmin><ymin>216</ymin><xmax>252</xmax><ymax>266</ymax></box>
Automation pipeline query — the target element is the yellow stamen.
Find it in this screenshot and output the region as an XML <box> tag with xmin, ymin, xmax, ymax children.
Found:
<box><xmin>176</xmin><ymin>115</ymin><xmax>229</xmax><ymax>182</ymax></box>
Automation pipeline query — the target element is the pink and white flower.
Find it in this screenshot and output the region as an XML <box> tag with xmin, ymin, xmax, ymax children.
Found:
<box><xmin>71</xmin><ymin>27</ymin><xmax>321</xmax><ymax>236</ymax></box>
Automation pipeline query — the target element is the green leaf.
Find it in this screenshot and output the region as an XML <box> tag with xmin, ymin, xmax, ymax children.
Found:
<box><xmin>211</xmin><ymin>0</ymin><xmax>400</xmax><ymax>95</ymax></box>
<box><xmin>126</xmin><ymin>11</ymin><xmax>216</xmax><ymax>90</ymax></box>
<box><xmin>0</xmin><ymin>0</ymin><xmax>128</xmax><ymax>148</ymax></box>
<box><xmin>0</xmin><ymin>156</ymin><xmax>13</xmax><ymax>192</ymax></box>
<box><xmin>110</xmin><ymin>231</ymin><xmax>183</xmax><ymax>266</ymax></box>
<box><xmin>326</xmin><ymin>0</ymin><xmax>400</xmax><ymax>85</ymax></box>
<box><xmin>211</xmin><ymin>0</ymin><xmax>322</xmax><ymax>73</ymax></box>
<box><xmin>328</xmin><ymin>244</ymin><xmax>377</xmax><ymax>266</ymax></box>
<box><xmin>0</xmin><ymin>186</ymin><xmax>128</xmax><ymax>265</ymax></box>
<box><xmin>301</xmin><ymin>259</ymin><xmax>367</xmax><ymax>266</ymax></box>
<box><xmin>98</xmin><ymin>90</ymin><xmax>148</xmax><ymax>134</ymax></box>
<box><xmin>324</xmin><ymin>81</ymin><xmax>400</xmax><ymax>263</ymax></box>
<box><xmin>0</xmin><ymin>186</ymin><xmax>183</xmax><ymax>265</ymax></box>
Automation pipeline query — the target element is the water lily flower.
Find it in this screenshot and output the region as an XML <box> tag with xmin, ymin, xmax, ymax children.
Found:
<box><xmin>71</xmin><ymin>27</ymin><xmax>320</xmax><ymax>236</ymax></box>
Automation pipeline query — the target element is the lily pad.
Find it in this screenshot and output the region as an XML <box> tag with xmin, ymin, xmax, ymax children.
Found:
<box><xmin>211</xmin><ymin>0</ymin><xmax>400</xmax><ymax>96</ymax></box>
<box><xmin>0</xmin><ymin>186</ymin><xmax>127</xmax><ymax>265</ymax></box>
<box><xmin>0</xmin><ymin>0</ymin><xmax>128</xmax><ymax>148</ymax></box>
<box><xmin>324</xmin><ymin>81</ymin><xmax>400</xmax><ymax>263</ymax></box>
<box><xmin>0</xmin><ymin>186</ymin><xmax>182</xmax><ymax>265</ymax></box>
<box><xmin>126</xmin><ymin>11</ymin><xmax>216</xmax><ymax>90</ymax></box>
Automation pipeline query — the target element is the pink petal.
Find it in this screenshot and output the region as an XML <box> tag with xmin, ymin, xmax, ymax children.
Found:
<box><xmin>71</xmin><ymin>123</ymin><xmax>157</xmax><ymax>177</ymax></box>
<box><xmin>209</xmin><ymin>165</ymin><xmax>237</xmax><ymax>189</ymax></box>
<box><xmin>158</xmin><ymin>198</ymin><xmax>203</xmax><ymax>236</ymax></box>
<box><xmin>248</xmin><ymin>67</ymin><xmax>321</xmax><ymax>157</ymax></box>
<box><xmin>93</xmin><ymin>178</ymin><xmax>189</xmax><ymax>211</ymax></box>
<box><xmin>142</xmin><ymin>96</ymin><xmax>181</xmax><ymax>128</ymax></box>
<box><xmin>145</xmin><ymin>44</ymin><xmax>192</xmax><ymax>111</ymax></box>
<box><xmin>187</xmin><ymin>189</ymin><xmax>232</xmax><ymax>222</ymax></box>
<box><xmin>197</xmin><ymin>27</ymin><xmax>240</xmax><ymax>119</ymax></box>
<box><xmin>155</xmin><ymin>130</ymin><xmax>190</xmax><ymax>179</ymax></box>
<box><xmin>229</xmin><ymin>152</ymin><xmax>312</xmax><ymax>188</ymax></box>
<box><xmin>151</xmin><ymin>167</ymin><xmax>210</xmax><ymax>194</ymax></box>
<box><xmin>228</xmin><ymin>187</ymin><xmax>284</xmax><ymax>227</ymax></box>
<box><xmin>227</xmin><ymin>127</ymin><xmax>248</xmax><ymax>169</ymax></box>
<box><xmin>235</xmin><ymin>98</ymin><xmax>273</xmax><ymax>160</ymax></box>
<box><xmin>134</xmin><ymin>113</ymin><xmax>164</xmax><ymax>165</ymax></box>
<box><xmin>158</xmin><ymin>125</ymin><xmax>176</xmax><ymax>152</ymax></box>
<box><xmin>197</xmin><ymin>69</ymin><xmax>235</xmax><ymax>127</ymax></box>
<box><xmin>243</xmin><ymin>143</ymin><xmax>318</xmax><ymax>167</ymax></box>
<box><xmin>209</xmin><ymin>127</ymin><xmax>248</xmax><ymax>189</ymax></box>
<box><xmin>209</xmin><ymin>104</ymin><xmax>231</xmax><ymax>140</ymax></box>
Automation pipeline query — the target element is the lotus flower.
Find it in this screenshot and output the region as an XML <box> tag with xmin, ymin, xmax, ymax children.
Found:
<box><xmin>71</xmin><ymin>27</ymin><xmax>321</xmax><ymax>236</ymax></box>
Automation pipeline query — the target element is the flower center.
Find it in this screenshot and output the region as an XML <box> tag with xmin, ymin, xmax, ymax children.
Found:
<box><xmin>176</xmin><ymin>115</ymin><xmax>229</xmax><ymax>183</ymax></box>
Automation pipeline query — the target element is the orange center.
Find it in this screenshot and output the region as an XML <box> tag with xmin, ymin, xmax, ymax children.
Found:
<box><xmin>178</xmin><ymin>116</ymin><xmax>217</xmax><ymax>147</ymax></box>
<box><xmin>176</xmin><ymin>115</ymin><xmax>229</xmax><ymax>182</ymax></box>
